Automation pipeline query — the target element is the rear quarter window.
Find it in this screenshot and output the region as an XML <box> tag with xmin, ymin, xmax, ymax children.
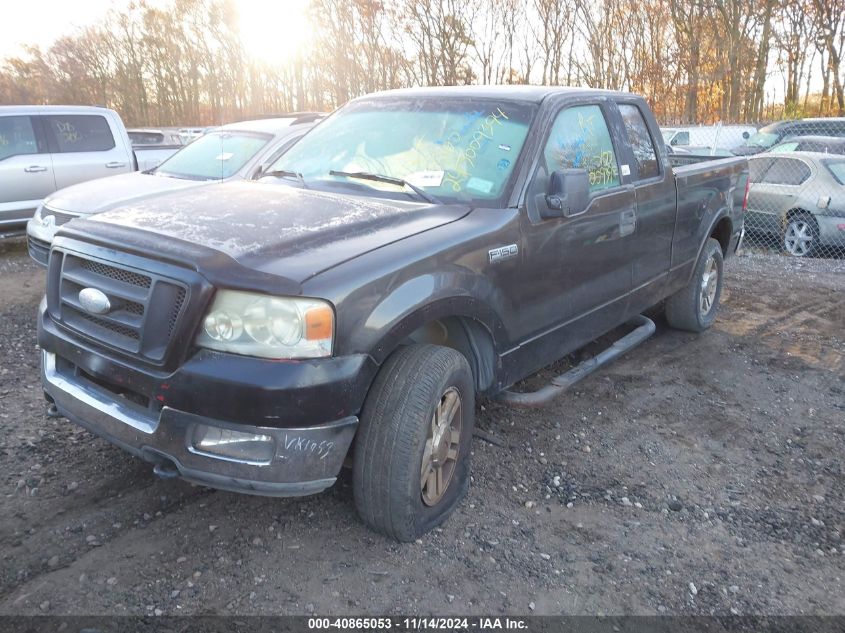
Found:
<box><xmin>44</xmin><ymin>114</ymin><xmax>115</xmax><ymax>153</ymax></box>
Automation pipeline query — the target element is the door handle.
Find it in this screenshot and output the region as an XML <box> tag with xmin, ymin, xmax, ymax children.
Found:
<box><xmin>619</xmin><ymin>208</ymin><xmax>637</xmax><ymax>236</ymax></box>
<box><xmin>105</xmin><ymin>161</ymin><xmax>126</xmax><ymax>169</ymax></box>
<box><xmin>24</xmin><ymin>165</ymin><xmax>47</xmax><ymax>173</ymax></box>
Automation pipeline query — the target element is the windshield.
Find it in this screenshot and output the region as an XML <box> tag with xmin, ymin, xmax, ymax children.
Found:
<box><xmin>267</xmin><ymin>97</ymin><xmax>537</xmax><ymax>204</ymax></box>
<box><xmin>745</xmin><ymin>124</ymin><xmax>782</xmax><ymax>148</ymax></box>
<box><xmin>661</xmin><ymin>129</ymin><xmax>676</xmax><ymax>143</ymax></box>
<box><xmin>153</xmin><ymin>131</ymin><xmax>271</xmax><ymax>180</ymax></box>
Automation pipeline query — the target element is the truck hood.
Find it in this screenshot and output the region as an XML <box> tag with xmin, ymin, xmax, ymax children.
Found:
<box><xmin>82</xmin><ymin>181</ymin><xmax>471</xmax><ymax>282</ymax></box>
<box><xmin>45</xmin><ymin>172</ymin><xmax>206</xmax><ymax>215</ymax></box>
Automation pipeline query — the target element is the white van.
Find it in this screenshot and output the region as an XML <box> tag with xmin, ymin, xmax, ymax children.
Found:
<box><xmin>661</xmin><ymin>124</ymin><xmax>757</xmax><ymax>151</ymax></box>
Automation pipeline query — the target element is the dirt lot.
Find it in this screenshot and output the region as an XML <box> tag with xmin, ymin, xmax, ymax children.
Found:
<box><xmin>0</xmin><ymin>236</ymin><xmax>843</xmax><ymax>616</ymax></box>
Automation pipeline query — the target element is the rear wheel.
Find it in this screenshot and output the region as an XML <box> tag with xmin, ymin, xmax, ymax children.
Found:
<box><xmin>665</xmin><ymin>237</ymin><xmax>724</xmax><ymax>333</ymax></box>
<box><xmin>783</xmin><ymin>213</ymin><xmax>819</xmax><ymax>257</ymax></box>
<box><xmin>353</xmin><ymin>344</ymin><xmax>474</xmax><ymax>542</ymax></box>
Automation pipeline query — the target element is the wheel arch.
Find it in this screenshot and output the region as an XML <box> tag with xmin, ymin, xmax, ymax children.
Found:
<box><xmin>709</xmin><ymin>215</ymin><xmax>733</xmax><ymax>256</ymax></box>
<box><xmin>364</xmin><ymin>297</ymin><xmax>504</xmax><ymax>394</ymax></box>
<box><xmin>685</xmin><ymin>208</ymin><xmax>732</xmax><ymax>286</ymax></box>
<box><xmin>784</xmin><ymin>207</ymin><xmax>817</xmax><ymax>223</ymax></box>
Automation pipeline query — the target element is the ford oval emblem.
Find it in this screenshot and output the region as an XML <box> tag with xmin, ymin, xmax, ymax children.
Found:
<box><xmin>78</xmin><ymin>288</ymin><xmax>111</xmax><ymax>315</ymax></box>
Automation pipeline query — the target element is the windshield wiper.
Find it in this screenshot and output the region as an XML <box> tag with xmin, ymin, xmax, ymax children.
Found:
<box><xmin>263</xmin><ymin>169</ymin><xmax>308</xmax><ymax>188</ymax></box>
<box><xmin>329</xmin><ymin>170</ymin><xmax>441</xmax><ymax>204</ymax></box>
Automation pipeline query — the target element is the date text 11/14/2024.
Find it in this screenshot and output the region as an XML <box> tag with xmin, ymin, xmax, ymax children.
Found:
<box><xmin>307</xmin><ymin>617</ymin><xmax>529</xmax><ymax>630</ymax></box>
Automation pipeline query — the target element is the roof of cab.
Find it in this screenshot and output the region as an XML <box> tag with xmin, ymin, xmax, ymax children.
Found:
<box><xmin>354</xmin><ymin>85</ymin><xmax>636</xmax><ymax>104</ymax></box>
<box><xmin>215</xmin><ymin>115</ymin><xmax>324</xmax><ymax>135</ymax></box>
<box><xmin>0</xmin><ymin>104</ymin><xmax>118</xmax><ymax>115</ymax></box>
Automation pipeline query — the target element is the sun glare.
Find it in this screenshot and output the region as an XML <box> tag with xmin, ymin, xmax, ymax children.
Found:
<box><xmin>236</xmin><ymin>0</ymin><xmax>312</xmax><ymax>63</ymax></box>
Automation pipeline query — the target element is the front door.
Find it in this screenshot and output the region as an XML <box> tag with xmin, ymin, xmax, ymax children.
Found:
<box><xmin>513</xmin><ymin>101</ymin><xmax>637</xmax><ymax>370</ymax></box>
<box><xmin>746</xmin><ymin>156</ymin><xmax>812</xmax><ymax>235</ymax></box>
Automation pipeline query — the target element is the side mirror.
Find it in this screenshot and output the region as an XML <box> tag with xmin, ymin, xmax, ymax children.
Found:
<box><xmin>541</xmin><ymin>169</ymin><xmax>590</xmax><ymax>219</ymax></box>
<box><xmin>253</xmin><ymin>163</ymin><xmax>271</xmax><ymax>180</ymax></box>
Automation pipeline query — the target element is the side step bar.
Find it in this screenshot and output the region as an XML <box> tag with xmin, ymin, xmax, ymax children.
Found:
<box><xmin>494</xmin><ymin>314</ymin><xmax>656</xmax><ymax>408</ymax></box>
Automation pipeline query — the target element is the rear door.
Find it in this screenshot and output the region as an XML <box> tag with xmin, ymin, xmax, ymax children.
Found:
<box><xmin>40</xmin><ymin>113</ymin><xmax>131</xmax><ymax>190</ymax></box>
<box><xmin>747</xmin><ymin>157</ymin><xmax>812</xmax><ymax>234</ymax></box>
<box><xmin>0</xmin><ymin>114</ymin><xmax>55</xmax><ymax>226</ymax></box>
<box><xmin>614</xmin><ymin>101</ymin><xmax>676</xmax><ymax>307</ymax></box>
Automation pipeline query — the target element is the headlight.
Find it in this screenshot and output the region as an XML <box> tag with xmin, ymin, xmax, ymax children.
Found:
<box><xmin>196</xmin><ymin>290</ymin><xmax>334</xmax><ymax>359</ymax></box>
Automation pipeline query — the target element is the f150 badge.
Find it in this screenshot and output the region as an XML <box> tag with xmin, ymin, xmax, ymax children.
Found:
<box><xmin>488</xmin><ymin>244</ymin><xmax>519</xmax><ymax>263</ymax></box>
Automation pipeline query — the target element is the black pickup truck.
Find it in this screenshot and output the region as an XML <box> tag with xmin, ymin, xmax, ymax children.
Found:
<box><xmin>38</xmin><ymin>87</ymin><xmax>748</xmax><ymax>541</ymax></box>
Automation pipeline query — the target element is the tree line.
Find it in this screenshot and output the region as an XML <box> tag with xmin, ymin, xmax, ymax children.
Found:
<box><xmin>0</xmin><ymin>0</ymin><xmax>843</xmax><ymax>127</ymax></box>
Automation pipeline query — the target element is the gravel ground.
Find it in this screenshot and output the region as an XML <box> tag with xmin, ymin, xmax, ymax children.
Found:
<box><xmin>0</xmin><ymin>236</ymin><xmax>843</xmax><ymax>616</ymax></box>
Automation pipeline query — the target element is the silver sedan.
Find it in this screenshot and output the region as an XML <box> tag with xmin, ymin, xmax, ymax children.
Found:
<box><xmin>745</xmin><ymin>152</ymin><xmax>845</xmax><ymax>257</ymax></box>
<box><xmin>26</xmin><ymin>114</ymin><xmax>323</xmax><ymax>265</ymax></box>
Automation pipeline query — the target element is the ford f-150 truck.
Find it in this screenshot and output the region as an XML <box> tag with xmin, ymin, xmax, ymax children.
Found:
<box><xmin>38</xmin><ymin>87</ymin><xmax>748</xmax><ymax>541</ymax></box>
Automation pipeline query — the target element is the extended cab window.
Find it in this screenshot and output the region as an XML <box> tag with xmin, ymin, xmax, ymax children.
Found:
<box><xmin>44</xmin><ymin>115</ymin><xmax>115</xmax><ymax>153</ymax></box>
<box><xmin>763</xmin><ymin>158</ymin><xmax>811</xmax><ymax>185</ymax></box>
<box><xmin>0</xmin><ymin>116</ymin><xmax>39</xmax><ymax>160</ymax></box>
<box><xmin>543</xmin><ymin>105</ymin><xmax>620</xmax><ymax>194</ymax></box>
<box><xmin>619</xmin><ymin>104</ymin><xmax>659</xmax><ymax>179</ymax></box>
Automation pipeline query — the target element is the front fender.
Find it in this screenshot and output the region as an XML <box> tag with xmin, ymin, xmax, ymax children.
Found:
<box><xmin>347</xmin><ymin>267</ymin><xmax>509</xmax><ymax>365</ymax></box>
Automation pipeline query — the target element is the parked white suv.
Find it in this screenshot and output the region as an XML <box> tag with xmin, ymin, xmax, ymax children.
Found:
<box><xmin>26</xmin><ymin>114</ymin><xmax>323</xmax><ymax>265</ymax></box>
<box><xmin>0</xmin><ymin>105</ymin><xmax>136</xmax><ymax>234</ymax></box>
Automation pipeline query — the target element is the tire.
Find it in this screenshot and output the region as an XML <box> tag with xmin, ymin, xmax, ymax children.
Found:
<box><xmin>353</xmin><ymin>344</ymin><xmax>475</xmax><ymax>542</ymax></box>
<box><xmin>665</xmin><ymin>237</ymin><xmax>724</xmax><ymax>333</ymax></box>
<box><xmin>783</xmin><ymin>213</ymin><xmax>819</xmax><ymax>258</ymax></box>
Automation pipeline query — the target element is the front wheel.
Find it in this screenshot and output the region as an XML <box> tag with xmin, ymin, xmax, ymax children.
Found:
<box><xmin>665</xmin><ymin>237</ymin><xmax>724</xmax><ymax>333</ymax></box>
<box><xmin>353</xmin><ymin>344</ymin><xmax>475</xmax><ymax>542</ymax></box>
<box><xmin>783</xmin><ymin>213</ymin><xmax>819</xmax><ymax>257</ymax></box>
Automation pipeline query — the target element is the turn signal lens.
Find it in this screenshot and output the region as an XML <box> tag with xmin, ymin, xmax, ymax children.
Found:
<box><xmin>305</xmin><ymin>305</ymin><xmax>334</xmax><ymax>341</ymax></box>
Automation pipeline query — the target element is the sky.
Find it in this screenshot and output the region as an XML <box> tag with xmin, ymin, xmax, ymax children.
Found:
<box><xmin>0</xmin><ymin>0</ymin><xmax>124</xmax><ymax>60</ymax></box>
<box><xmin>0</xmin><ymin>0</ymin><xmax>809</xmax><ymax>104</ymax></box>
<box><xmin>0</xmin><ymin>0</ymin><xmax>312</xmax><ymax>63</ymax></box>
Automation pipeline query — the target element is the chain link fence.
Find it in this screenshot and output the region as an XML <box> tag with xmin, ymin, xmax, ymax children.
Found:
<box><xmin>661</xmin><ymin>119</ymin><xmax>845</xmax><ymax>260</ymax></box>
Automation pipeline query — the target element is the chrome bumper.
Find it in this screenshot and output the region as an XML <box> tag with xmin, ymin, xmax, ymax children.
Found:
<box><xmin>42</xmin><ymin>351</ymin><xmax>357</xmax><ymax>496</ymax></box>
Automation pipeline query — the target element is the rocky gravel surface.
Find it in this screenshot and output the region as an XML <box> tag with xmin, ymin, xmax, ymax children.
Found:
<box><xmin>0</xmin><ymin>236</ymin><xmax>843</xmax><ymax>616</ymax></box>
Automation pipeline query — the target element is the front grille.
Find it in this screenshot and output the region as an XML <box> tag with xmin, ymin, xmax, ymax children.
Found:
<box><xmin>49</xmin><ymin>250</ymin><xmax>189</xmax><ymax>364</ymax></box>
<box><xmin>80</xmin><ymin>259</ymin><xmax>152</xmax><ymax>288</ymax></box>
<box><xmin>27</xmin><ymin>236</ymin><xmax>50</xmax><ymax>266</ymax></box>
<box><xmin>43</xmin><ymin>208</ymin><xmax>78</xmax><ymax>226</ymax></box>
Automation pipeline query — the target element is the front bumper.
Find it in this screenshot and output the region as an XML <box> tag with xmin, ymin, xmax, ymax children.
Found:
<box><xmin>42</xmin><ymin>350</ymin><xmax>358</xmax><ymax>496</ymax></box>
